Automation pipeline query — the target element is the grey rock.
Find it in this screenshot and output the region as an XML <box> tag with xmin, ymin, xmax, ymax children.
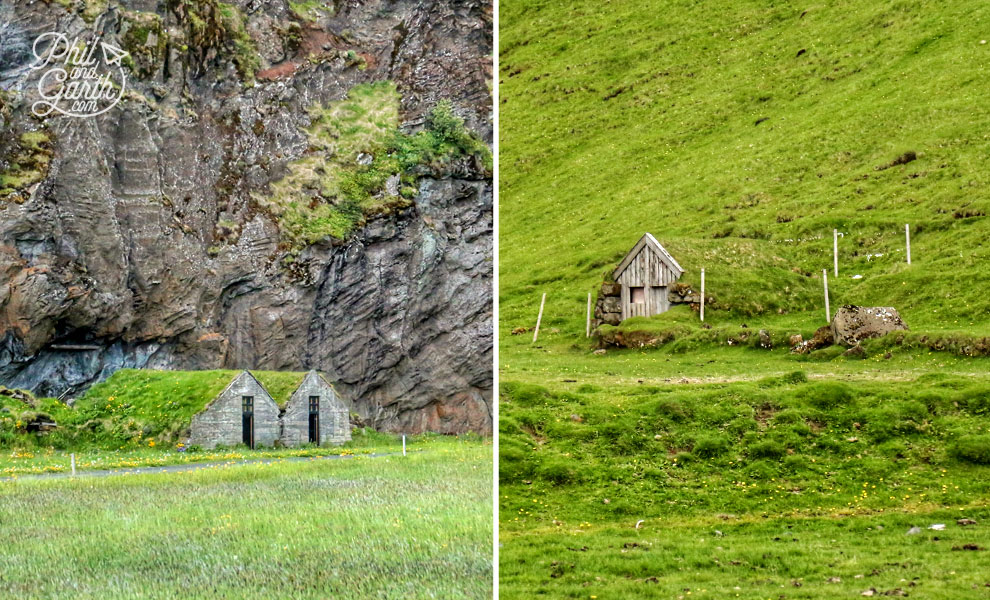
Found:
<box><xmin>758</xmin><ymin>329</ymin><xmax>772</xmax><ymax>349</ymax></box>
<box><xmin>831</xmin><ymin>305</ymin><xmax>908</xmax><ymax>346</ymax></box>
<box><xmin>906</xmin><ymin>526</ymin><xmax>921</xmax><ymax>535</ymax></box>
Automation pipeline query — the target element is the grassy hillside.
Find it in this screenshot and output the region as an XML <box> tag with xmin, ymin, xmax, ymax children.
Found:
<box><xmin>499</xmin><ymin>0</ymin><xmax>990</xmax><ymax>340</ymax></box>
<box><xmin>499</xmin><ymin>1</ymin><xmax>990</xmax><ymax>597</ymax></box>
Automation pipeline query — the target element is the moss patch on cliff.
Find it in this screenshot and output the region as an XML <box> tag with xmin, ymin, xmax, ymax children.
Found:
<box><xmin>289</xmin><ymin>0</ymin><xmax>335</xmax><ymax>21</ymax></box>
<box><xmin>261</xmin><ymin>82</ymin><xmax>492</xmax><ymax>253</ymax></box>
<box><xmin>168</xmin><ymin>0</ymin><xmax>260</xmax><ymax>84</ymax></box>
<box><xmin>0</xmin><ymin>130</ymin><xmax>54</xmax><ymax>204</ymax></box>
<box><xmin>81</xmin><ymin>0</ymin><xmax>108</xmax><ymax>23</ymax></box>
<box><xmin>121</xmin><ymin>11</ymin><xmax>168</xmax><ymax>79</ymax></box>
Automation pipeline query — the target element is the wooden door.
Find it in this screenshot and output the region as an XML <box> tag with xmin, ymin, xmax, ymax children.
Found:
<box><xmin>242</xmin><ymin>396</ymin><xmax>254</xmax><ymax>449</ymax></box>
<box><xmin>308</xmin><ymin>396</ymin><xmax>320</xmax><ymax>445</ymax></box>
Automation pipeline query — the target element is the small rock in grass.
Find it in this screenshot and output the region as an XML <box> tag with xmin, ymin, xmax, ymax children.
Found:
<box><xmin>592</xmin><ymin>349</ymin><xmax>606</xmax><ymax>355</ymax></box>
<box><xmin>958</xmin><ymin>518</ymin><xmax>978</xmax><ymax>526</ymax></box>
<box><xmin>906</xmin><ymin>526</ymin><xmax>922</xmax><ymax>535</ymax></box>
<box><xmin>827</xmin><ymin>577</ymin><xmax>842</xmax><ymax>583</ymax></box>
<box><xmin>603</xmin><ymin>498</ymin><xmax>610</xmax><ymax>504</ymax></box>
<box><xmin>862</xmin><ymin>588</ymin><xmax>876</xmax><ymax>597</ymax></box>
<box><xmin>928</xmin><ymin>523</ymin><xmax>946</xmax><ymax>531</ymax></box>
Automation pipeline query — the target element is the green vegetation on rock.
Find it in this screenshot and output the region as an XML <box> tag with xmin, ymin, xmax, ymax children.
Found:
<box><xmin>289</xmin><ymin>0</ymin><xmax>334</xmax><ymax>21</ymax></box>
<box><xmin>0</xmin><ymin>130</ymin><xmax>53</xmax><ymax>203</ymax></box>
<box><xmin>261</xmin><ymin>82</ymin><xmax>492</xmax><ymax>253</ymax></box>
<box><xmin>168</xmin><ymin>0</ymin><xmax>260</xmax><ymax>83</ymax></box>
<box><xmin>120</xmin><ymin>11</ymin><xmax>168</xmax><ymax>79</ymax></box>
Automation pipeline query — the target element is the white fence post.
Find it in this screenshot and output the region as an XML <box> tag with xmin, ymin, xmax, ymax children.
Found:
<box><xmin>586</xmin><ymin>292</ymin><xmax>592</xmax><ymax>338</ymax></box>
<box><xmin>402</xmin><ymin>435</ymin><xmax>406</xmax><ymax>457</ymax></box>
<box><xmin>823</xmin><ymin>269</ymin><xmax>830</xmax><ymax>323</ymax></box>
<box><xmin>905</xmin><ymin>223</ymin><xmax>911</xmax><ymax>265</ymax></box>
<box><xmin>700</xmin><ymin>268</ymin><xmax>706</xmax><ymax>322</ymax></box>
<box><xmin>70</xmin><ymin>453</ymin><xmax>76</xmax><ymax>476</ymax></box>
<box><xmin>833</xmin><ymin>228</ymin><xmax>839</xmax><ymax>277</ymax></box>
<box><xmin>533</xmin><ymin>293</ymin><xmax>546</xmax><ymax>343</ymax></box>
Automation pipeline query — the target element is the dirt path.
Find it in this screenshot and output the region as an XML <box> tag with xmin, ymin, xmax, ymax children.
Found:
<box><xmin>2</xmin><ymin>452</ymin><xmax>398</xmax><ymax>481</ymax></box>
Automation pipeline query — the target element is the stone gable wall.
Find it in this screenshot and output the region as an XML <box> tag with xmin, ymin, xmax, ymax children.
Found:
<box><xmin>189</xmin><ymin>373</ymin><xmax>280</xmax><ymax>449</ymax></box>
<box><xmin>280</xmin><ymin>372</ymin><xmax>351</xmax><ymax>446</ymax></box>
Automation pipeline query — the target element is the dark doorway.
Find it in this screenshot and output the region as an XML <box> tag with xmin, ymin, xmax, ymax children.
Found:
<box><xmin>308</xmin><ymin>396</ymin><xmax>320</xmax><ymax>445</ymax></box>
<box><xmin>242</xmin><ymin>396</ymin><xmax>254</xmax><ymax>449</ymax></box>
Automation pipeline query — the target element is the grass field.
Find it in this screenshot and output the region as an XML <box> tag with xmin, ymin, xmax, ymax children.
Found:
<box><xmin>498</xmin><ymin>1</ymin><xmax>990</xmax><ymax>595</ymax></box>
<box><xmin>499</xmin><ymin>374</ymin><xmax>990</xmax><ymax>598</ymax></box>
<box><xmin>0</xmin><ymin>437</ymin><xmax>492</xmax><ymax>599</ymax></box>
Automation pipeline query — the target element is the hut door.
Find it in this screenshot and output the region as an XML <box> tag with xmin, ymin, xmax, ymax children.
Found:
<box><xmin>242</xmin><ymin>396</ymin><xmax>254</xmax><ymax>449</ymax></box>
<box><xmin>308</xmin><ymin>396</ymin><xmax>320</xmax><ymax>445</ymax></box>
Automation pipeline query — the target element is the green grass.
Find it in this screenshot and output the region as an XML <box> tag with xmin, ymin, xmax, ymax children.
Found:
<box><xmin>499</xmin><ymin>0</ymin><xmax>990</xmax><ymax>347</ymax></box>
<box><xmin>0</xmin><ymin>427</ymin><xmax>409</xmax><ymax>477</ymax></box>
<box><xmin>502</xmin><ymin>509</ymin><xmax>990</xmax><ymax>599</ymax></box>
<box><xmin>0</xmin><ymin>438</ymin><xmax>492</xmax><ymax>599</ymax></box>
<box><xmin>499</xmin><ymin>375</ymin><xmax>990</xmax><ymax>597</ymax></box>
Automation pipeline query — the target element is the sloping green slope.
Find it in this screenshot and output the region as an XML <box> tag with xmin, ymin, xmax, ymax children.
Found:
<box><xmin>499</xmin><ymin>0</ymin><xmax>990</xmax><ymax>337</ymax></box>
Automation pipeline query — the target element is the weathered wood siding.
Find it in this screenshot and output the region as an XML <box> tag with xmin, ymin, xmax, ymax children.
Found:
<box><xmin>280</xmin><ymin>371</ymin><xmax>351</xmax><ymax>447</ymax></box>
<box><xmin>617</xmin><ymin>246</ymin><xmax>679</xmax><ymax>320</ymax></box>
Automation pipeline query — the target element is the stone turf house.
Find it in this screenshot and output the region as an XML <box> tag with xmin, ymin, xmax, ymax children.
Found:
<box><xmin>187</xmin><ymin>370</ymin><xmax>351</xmax><ymax>449</ymax></box>
<box><xmin>279</xmin><ymin>371</ymin><xmax>351</xmax><ymax>447</ymax></box>
<box><xmin>189</xmin><ymin>370</ymin><xmax>280</xmax><ymax>449</ymax></box>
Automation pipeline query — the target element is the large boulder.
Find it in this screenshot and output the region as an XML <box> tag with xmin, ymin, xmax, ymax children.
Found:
<box><xmin>831</xmin><ymin>306</ymin><xmax>908</xmax><ymax>346</ymax></box>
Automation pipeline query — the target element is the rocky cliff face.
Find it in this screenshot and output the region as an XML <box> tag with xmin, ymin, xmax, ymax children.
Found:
<box><xmin>0</xmin><ymin>0</ymin><xmax>493</xmax><ymax>433</ymax></box>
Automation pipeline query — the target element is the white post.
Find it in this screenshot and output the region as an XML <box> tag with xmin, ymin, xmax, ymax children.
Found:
<box><xmin>70</xmin><ymin>453</ymin><xmax>76</xmax><ymax>476</ymax></box>
<box><xmin>586</xmin><ymin>292</ymin><xmax>592</xmax><ymax>338</ymax></box>
<box><xmin>700</xmin><ymin>268</ymin><xmax>706</xmax><ymax>322</ymax></box>
<box><xmin>402</xmin><ymin>435</ymin><xmax>406</xmax><ymax>457</ymax></box>
<box><xmin>905</xmin><ymin>224</ymin><xmax>911</xmax><ymax>265</ymax></box>
<box><xmin>833</xmin><ymin>229</ymin><xmax>839</xmax><ymax>277</ymax></box>
<box><xmin>823</xmin><ymin>269</ymin><xmax>830</xmax><ymax>323</ymax></box>
<box><xmin>533</xmin><ymin>293</ymin><xmax>546</xmax><ymax>343</ymax></box>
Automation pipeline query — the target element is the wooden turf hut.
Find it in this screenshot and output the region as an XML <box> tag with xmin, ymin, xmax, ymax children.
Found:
<box><xmin>189</xmin><ymin>370</ymin><xmax>280</xmax><ymax>449</ymax></box>
<box><xmin>279</xmin><ymin>371</ymin><xmax>351</xmax><ymax>447</ymax></box>
<box><xmin>613</xmin><ymin>233</ymin><xmax>685</xmax><ymax>320</ymax></box>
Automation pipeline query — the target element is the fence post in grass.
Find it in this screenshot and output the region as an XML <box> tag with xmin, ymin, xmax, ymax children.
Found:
<box><xmin>823</xmin><ymin>269</ymin><xmax>830</xmax><ymax>323</ymax></box>
<box><xmin>700</xmin><ymin>268</ymin><xmax>706</xmax><ymax>322</ymax></box>
<box><xmin>905</xmin><ymin>223</ymin><xmax>911</xmax><ymax>265</ymax></box>
<box><xmin>586</xmin><ymin>292</ymin><xmax>592</xmax><ymax>338</ymax></box>
<box><xmin>833</xmin><ymin>228</ymin><xmax>839</xmax><ymax>277</ymax></box>
<box><xmin>70</xmin><ymin>453</ymin><xmax>76</xmax><ymax>476</ymax></box>
<box><xmin>402</xmin><ymin>435</ymin><xmax>406</xmax><ymax>457</ymax></box>
<box><xmin>533</xmin><ymin>292</ymin><xmax>546</xmax><ymax>343</ymax></box>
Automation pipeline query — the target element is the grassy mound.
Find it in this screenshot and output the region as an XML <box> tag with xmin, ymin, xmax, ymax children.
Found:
<box><xmin>501</xmin><ymin>374</ymin><xmax>990</xmax><ymax>515</ymax></box>
<box><xmin>2</xmin><ymin>370</ymin><xmax>309</xmax><ymax>450</ymax></box>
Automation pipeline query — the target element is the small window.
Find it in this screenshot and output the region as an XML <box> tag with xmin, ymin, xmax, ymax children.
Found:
<box><xmin>630</xmin><ymin>287</ymin><xmax>645</xmax><ymax>303</ymax></box>
<box><xmin>309</xmin><ymin>396</ymin><xmax>320</xmax><ymax>414</ymax></box>
<box><xmin>242</xmin><ymin>396</ymin><xmax>254</xmax><ymax>414</ymax></box>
